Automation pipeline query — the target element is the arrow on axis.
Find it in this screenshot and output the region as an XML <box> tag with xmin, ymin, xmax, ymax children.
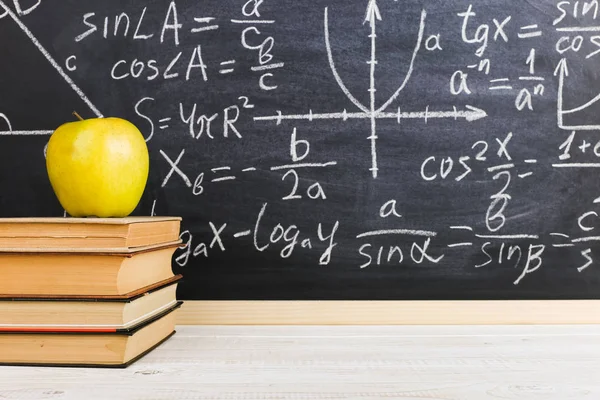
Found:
<box><xmin>554</xmin><ymin>58</ymin><xmax>568</xmax><ymax>129</ymax></box>
<box><xmin>364</xmin><ymin>0</ymin><xmax>381</xmax><ymax>27</ymax></box>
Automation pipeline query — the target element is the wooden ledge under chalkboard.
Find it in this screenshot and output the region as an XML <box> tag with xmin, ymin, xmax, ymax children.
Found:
<box><xmin>175</xmin><ymin>300</ymin><xmax>600</xmax><ymax>325</ymax></box>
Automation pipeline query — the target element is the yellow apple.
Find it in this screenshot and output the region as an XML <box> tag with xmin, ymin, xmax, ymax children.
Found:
<box><xmin>45</xmin><ymin>115</ymin><xmax>149</xmax><ymax>218</ymax></box>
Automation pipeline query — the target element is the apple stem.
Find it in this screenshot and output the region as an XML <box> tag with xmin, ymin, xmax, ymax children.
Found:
<box><xmin>72</xmin><ymin>111</ymin><xmax>84</xmax><ymax>121</ymax></box>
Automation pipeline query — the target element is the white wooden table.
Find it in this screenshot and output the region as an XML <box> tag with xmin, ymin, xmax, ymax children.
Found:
<box><xmin>1</xmin><ymin>325</ymin><xmax>599</xmax><ymax>399</ymax></box>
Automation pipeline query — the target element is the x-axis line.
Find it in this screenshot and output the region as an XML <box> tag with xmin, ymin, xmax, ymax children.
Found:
<box><xmin>254</xmin><ymin>106</ymin><xmax>487</xmax><ymax>124</ymax></box>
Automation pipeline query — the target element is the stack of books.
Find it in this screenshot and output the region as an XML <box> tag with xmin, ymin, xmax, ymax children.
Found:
<box><xmin>0</xmin><ymin>216</ymin><xmax>183</xmax><ymax>368</ymax></box>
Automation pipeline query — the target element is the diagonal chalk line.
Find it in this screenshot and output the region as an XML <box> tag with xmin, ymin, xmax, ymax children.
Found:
<box><xmin>0</xmin><ymin>1</ymin><xmax>103</xmax><ymax>118</ymax></box>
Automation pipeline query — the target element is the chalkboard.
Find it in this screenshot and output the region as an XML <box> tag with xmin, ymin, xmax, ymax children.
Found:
<box><xmin>2</xmin><ymin>0</ymin><xmax>600</xmax><ymax>301</ymax></box>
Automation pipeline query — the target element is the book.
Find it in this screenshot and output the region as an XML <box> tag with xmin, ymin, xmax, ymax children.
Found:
<box><xmin>0</xmin><ymin>242</ymin><xmax>181</xmax><ymax>296</ymax></box>
<box><xmin>0</xmin><ymin>275</ymin><xmax>182</xmax><ymax>331</ymax></box>
<box><xmin>0</xmin><ymin>216</ymin><xmax>181</xmax><ymax>250</ymax></box>
<box><xmin>0</xmin><ymin>301</ymin><xmax>182</xmax><ymax>368</ymax></box>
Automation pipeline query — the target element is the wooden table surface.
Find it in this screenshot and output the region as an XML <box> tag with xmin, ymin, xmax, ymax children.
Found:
<box><xmin>1</xmin><ymin>325</ymin><xmax>599</xmax><ymax>399</ymax></box>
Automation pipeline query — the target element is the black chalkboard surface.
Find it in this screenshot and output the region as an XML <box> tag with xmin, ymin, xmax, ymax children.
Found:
<box><xmin>2</xmin><ymin>0</ymin><xmax>600</xmax><ymax>301</ymax></box>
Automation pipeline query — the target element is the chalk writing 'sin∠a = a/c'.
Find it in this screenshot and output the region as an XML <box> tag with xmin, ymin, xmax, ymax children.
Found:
<box><xmin>73</xmin><ymin>2</ymin><xmax>218</xmax><ymax>44</ymax></box>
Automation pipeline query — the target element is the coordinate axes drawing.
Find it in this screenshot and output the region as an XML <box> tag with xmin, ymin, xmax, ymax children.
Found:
<box><xmin>555</xmin><ymin>57</ymin><xmax>600</xmax><ymax>131</ymax></box>
<box><xmin>253</xmin><ymin>1</ymin><xmax>488</xmax><ymax>178</ymax></box>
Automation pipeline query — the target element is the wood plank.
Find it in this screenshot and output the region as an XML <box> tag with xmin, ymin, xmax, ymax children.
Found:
<box><xmin>176</xmin><ymin>300</ymin><xmax>600</xmax><ymax>325</ymax></box>
<box><xmin>0</xmin><ymin>325</ymin><xmax>599</xmax><ymax>399</ymax></box>
<box><xmin>170</xmin><ymin>324</ymin><xmax>600</xmax><ymax>336</ymax></box>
